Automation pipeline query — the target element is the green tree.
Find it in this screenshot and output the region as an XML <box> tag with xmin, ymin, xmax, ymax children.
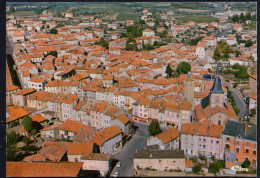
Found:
<box><xmin>245</xmin><ymin>12</ymin><xmax>252</xmax><ymax>20</ymax></box>
<box><xmin>148</xmin><ymin>120</ymin><xmax>161</xmax><ymax>136</ymax></box>
<box><xmin>241</xmin><ymin>159</ymin><xmax>251</xmax><ymax>168</ymax></box>
<box><xmin>233</xmin><ymin>106</ymin><xmax>240</xmax><ymax>116</ymax></box>
<box><xmin>165</xmin><ymin>64</ymin><xmax>173</xmax><ymax>78</ymax></box>
<box><xmin>153</xmin><ymin>41</ymin><xmax>159</xmax><ymax>46</ymax></box>
<box><xmin>46</xmin><ymin>25</ymin><xmax>50</xmax><ymax>28</ymax></box>
<box><xmin>7</xmin><ymin>131</ymin><xmax>19</xmax><ymax>147</ymax></box>
<box><xmin>139</xmin><ymin>20</ymin><xmax>145</xmax><ymax>24</ymax></box>
<box><xmin>214</xmin><ymin>48</ymin><xmax>221</xmax><ymax>61</ymax></box>
<box><xmin>240</xmin><ymin>12</ymin><xmax>245</xmax><ymax>21</ymax></box>
<box><xmin>235</xmin><ymin>50</ymin><xmax>242</xmax><ymax>57</ymax></box>
<box><xmin>250</xmin><ymin>108</ymin><xmax>256</xmax><ymax>116</ymax></box>
<box><xmin>45</xmin><ymin>51</ymin><xmax>57</xmax><ymax>57</ymax></box>
<box><xmin>176</xmin><ymin>62</ymin><xmax>191</xmax><ymax>75</ymax></box>
<box><xmin>23</xmin><ymin>116</ymin><xmax>33</xmax><ymax>133</ymax></box>
<box><xmin>192</xmin><ymin>165</ymin><xmax>202</xmax><ymax>174</ymax></box>
<box><xmin>209</xmin><ymin>161</ymin><xmax>220</xmax><ymax>176</ymax></box>
<box><xmin>49</xmin><ymin>28</ymin><xmax>58</xmax><ymax>34</ymax></box>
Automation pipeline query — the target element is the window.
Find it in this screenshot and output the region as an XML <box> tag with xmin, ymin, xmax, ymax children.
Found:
<box><xmin>211</xmin><ymin>140</ymin><xmax>213</xmax><ymax>143</ymax></box>
<box><xmin>173</xmin><ymin>161</ymin><xmax>175</xmax><ymax>163</ymax></box>
<box><xmin>159</xmin><ymin>160</ymin><xmax>162</xmax><ymax>163</ymax></box>
<box><xmin>236</xmin><ymin>147</ymin><xmax>239</xmax><ymax>153</ymax></box>
<box><xmin>226</xmin><ymin>137</ymin><xmax>230</xmax><ymax>141</ymax></box>
<box><xmin>218</xmin><ymin>121</ymin><xmax>221</xmax><ymax>125</ymax></box>
<box><xmin>253</xmin><ymin>150</ymin><xmax>256</xmax><ymax>155</ymax></box>
<box><xmin>246</xmin><ymin>148</ymin><xmax>249</xmax><ymax>154</ymax></box>
<box><xmin>225</xmin><ymin>144</ymin><xmax>230</xmax><ymax>150</ymax></box>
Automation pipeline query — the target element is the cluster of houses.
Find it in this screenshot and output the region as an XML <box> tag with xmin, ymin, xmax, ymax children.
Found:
<box><xmin>6</xmin><ymin>6</ymin><xmax>257</xmax><ymax>177</ymax></box>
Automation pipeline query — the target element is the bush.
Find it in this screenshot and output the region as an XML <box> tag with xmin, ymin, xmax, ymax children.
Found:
<box><xmin>192</xmin><ymin>165</ymin><xmax>202</xmax><ymax>174</ymax></box>
<box><xmin>199</xmin><ymin>155</ymin><xmax>206</xmax><ymax>161</ymax></box>
<box><xmin>231</xmin><ymin>100</ymin><xmax>237</xmax><ymax>106</ymax></box>
<box><xmin>216</xmin><ymin>160</ymin><xmax>225</xmax><ymax>169</ymax></box>
<box><xmin>241</xmin><ymin>159</ymin><xmax>251</xmax><ymax>168</ymax></box>
<box><xmin>208</xmin><ymin>161</ymin><xmax>220</xmax><ymax>175</ymax></box>
<box><xmin>233</xmin><ymin>106</ymin><xmax>240</xmax><ymax>115</ymax></box>
<box><xmin>190</xmin><ymin>157</ymin><xmax>198</xmax><ymax>164</ymax></box>
<box><xmin>30</xmin><ymin>129</ymin><xmax>37</xmax><ymax>135</ymax></box>
<box><xmin>176</xmin><ymin>62</ymin><xmax>191</xmax><ymax>75</ymax></box>
<box><xmin>250</xmin><ymin>108</ymin><xmax>256</xmax><ymax>115</ymax></box>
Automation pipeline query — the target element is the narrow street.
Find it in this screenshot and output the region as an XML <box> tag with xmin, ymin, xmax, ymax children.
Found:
<box><xmin>221</xmin><ymin>76</ymin><xmax>246</xmax><ymax>119</ymax></box>
<box><xmin>110</xmin><ymin>122</ymin><xmax>150</xmax><ymax>177</ymax></box>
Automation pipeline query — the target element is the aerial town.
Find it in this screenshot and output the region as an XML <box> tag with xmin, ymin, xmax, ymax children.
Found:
<box><xmin>6</xmin><ymin>2</ymin><xmax>257</xmax><ymax>177</ymax></box>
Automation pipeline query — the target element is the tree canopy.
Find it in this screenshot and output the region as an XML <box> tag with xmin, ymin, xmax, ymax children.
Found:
<box><xmin>165</xmin><ymin>64</ymin><xmax>174</xmax><ymax>78</ymax></box>
<box><xmin>23</xmin><ymin>116</ymin><xmax>33</xmax><ymax>133</ymax></box>
<box><xmin>49</xmin><ymin>28</ymin><xmax>58</xmax><ymax>34</ymax></box>
<box><xmin>213</xmin><ymin>42</ymin><xmax>230</xmax><ymax>61</ymax></box>
<box><xmin>176</xmin><ymin>62</ymin><xmax>191</xmax><ymax>75</ymax></box>
<box><xmin>148</xmin><ymin>120</ymin><xmax>161</xmax><ymax>136</ymax></box>
<box><xmin>209</xmin><ymin>161</ymin><xmax>220</xmax><ymax>175</ymax></box>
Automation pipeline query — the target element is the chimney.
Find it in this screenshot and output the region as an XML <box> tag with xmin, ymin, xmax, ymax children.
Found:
<box><xmin>244</xmin><ymin>124</ymin><xmax>248</xmax><ymax>135</ymax></box>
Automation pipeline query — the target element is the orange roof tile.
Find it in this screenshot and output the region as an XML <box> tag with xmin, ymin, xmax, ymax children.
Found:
<box><xmin>154</xmin><ymin>128</ymin><xmax>179</xmax><ymax>144</ymax></box>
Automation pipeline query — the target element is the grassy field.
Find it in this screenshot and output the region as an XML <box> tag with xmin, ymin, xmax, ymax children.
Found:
<box><xmin>175</xmin><ymin>15</ymin><xmax>218</xmax><ymax>23</ymax></box>
<box><xmin>9</xmin><ymin>11</ymin><xmax>35</xmax><ymax>17</ymax></box>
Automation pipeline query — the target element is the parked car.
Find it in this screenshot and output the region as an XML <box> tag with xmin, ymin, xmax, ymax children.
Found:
<box><xmin>116</xmin><ymin>162</ymin><xmax>121</xmax><ymax>168</ymax></box>
<box><xmin>113</xmin><ymin>172</ymin><xmax>119</xmax><ymax>177</ymax></box>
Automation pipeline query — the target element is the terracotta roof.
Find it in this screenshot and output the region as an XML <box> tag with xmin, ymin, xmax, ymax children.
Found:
<box><xmin>81</xmin><ymin>153</ymin><xmax>111</xmax><ymax>161</ymax></box>
<box><xmin>139</xmin><ymin>98</ymin><xmax>150</xmax><ymax>106</ymax></box>
<box><xmin>40</xmin><ymin>123</ymin><xmax>62</xmax><ymax>131</ymax></box>
<box><xmin>154</xmin><ymin>128</ymin><xmax>179</xmax><ymax>144</ymax></box>
<box><xmin>13</xmin><ymin>88</ymin><xmax>36</xmax><ymax>95</ymax></box>
<box><xmin>29</xmin><ymin>78</ymin><xmax>46</xmax><ymax>83</ymax></box>
<box><xmin>89</xmin><ymin>126</ymin><xmax>122</xmax><ymax>146</ymax></box>
<box><xmin>67</xmin><ymin>142</ymin><xmax>93</xmax><ymax>155</ymax></box>
<box><xmin>59</xmin><ymin>119</ymin><xmax>93</xmax><ymax>134</ymax></box>
<box><xmin>6</xmin><ymin>85</ymin><xmax>19</xmax><ymax>92</ymax></box>
<box><xmin>6</xmin><ymin>162</ymin><xmax>83</xmax><ymax>177</ymax></box>
<box><xmin>31</xmin><ymin>114</ymin><xmax>48</xmax><ymax>123</ymax></box>
<box><xmin>186</xmin><ymin>159</ymin><xmax>194</xmax><ymax>168</ymax></box>
<box><xmin>115</xmin><ymin>114</ymin><xmax>131</xmax><ymax>125</ymax></box>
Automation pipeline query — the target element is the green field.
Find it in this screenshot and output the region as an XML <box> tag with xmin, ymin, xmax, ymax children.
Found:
<box><xmin>9</xmin><ymin>11</ymin><xmax>35</xmax><ymax>17</ymax></box>
<box><xmin>175</xmin><ymin>15</ymin><xmax>218</xmax><ymax>23</ymax></box>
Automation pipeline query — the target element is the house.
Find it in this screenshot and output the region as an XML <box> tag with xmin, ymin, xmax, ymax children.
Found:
<box><xmin>12</xmin><ymin>88</ymin><xmax>37</xmax><ymax>107</ymax></box>
<box><xmin>249</xmin><ymin>75</ymin><xmax>257</xmax><ymax>92</ymax></box>
<box><xmin>227</xmin><ymin>36</ymin><xmax>237</xmax><ymax>46</ymax></box>
<box><xmin>181</xmin><ymin>122</ymin><xmax>224</xmax><ymax>159</ymax></box>
<box><xmin>196</xmin><ymin>42</ymin><xmax>206</xmax><ymax>59</ymax></box>
<box><xmin>12</xmin><ymin>32</ymin><xmax>25</xmax><ymax>43</ymax></box>
<box><xmin>143</xmin><ymin>29</ymin><xmax>155</xmax><ymax>37</ymax></box>
<box><xmin>248</xmin><ymin>91</ymin><xmax>257</xmax><ymax>110</ymax></box>
<box><xmin>6</xmin><ymin>105</ymin><xmax>30</xmax><ymax>129</ymax></box>
<box><xmin>133</xmin><ymin>149</ymin><xmax>186</xmax><ymax>172</ymax></box>
<box><xmin>6</xmin><ymin>85</ymin><xmax>19</xmax><ymax>104</ymax></box>
<box><xmin>222</xmin><ymin>120</ymin><xmax>257</xmax><ymax>168</ymax></box>
<box><xmin>125</xmin><ymin>20</ymin><xmax>134</xmax><ymax>26</ymax></box>
<box><xmin>147</xmin><ymin>128</ymin><xmax>179</xmax><ymax>150</ymax></box>
<box><xmin>59</xmin><ymin>119</ymin><xmax>95</xmax><ymax>141</ymax></box>
<box><xmin>229</xmin><ymin>58</ymin><xmax>252</xmax><ymax>67</ymax></box>
<box><xmin>6</xmin><ymin>162</ymin><xmax>83</xmax><ymax>177</ymax></box>
<box><xmin>80</xmin><ymin>153</ymin><xmax>112</xmax><ymax>177</ymax></box>
<box><xmin>40</xmin><ymin>123</ymin><xmax>63</xmax><ymax>139</ymax></box>
<box><xmin>65</xmin><ymin>12</ymin><xmax>73</xmax><ymax>18</ymax></box>
<box><xmin>31</xmin><ymin>113</ymin><xmax>49</xmax><ymax>128</ymax></box>
<box><xmin>102</xmin><ymin>75</ymin><xmax>114</xmax><ymax>88</ymax></box>
<box><xmin>89</xmin><ymin>126</ymin><xmax>123</xmax><ymax>154</ymax></box>
<box><xmin>28</xmin><ymin>78</ymin><xmax>48</xmax><ymax>91</ymax></box>
<box><xmin>107</xmin><ymin>23</ymin><xmax>118</xmax><ymax>30</ymax></box>
<box><xmin>202</xmin><ymin>37</ymin><xmax>217</xmax><ymax>47</ymax></box>
<box><xmin>234</xmin><ymin>24</ymin><xmax>243</xmax><ymax>32</ymax></box>
<box><xmin>110</xmin><ymin>114</ymin><xmax>134</xmax><ymax>135</ymax></box>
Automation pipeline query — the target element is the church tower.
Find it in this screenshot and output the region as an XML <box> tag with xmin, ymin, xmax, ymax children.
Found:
<box><xmin>184</xmin><ymin>71</ymin><xmax>195</xmax><ymax>110</ymax></box>
<box><xmin>210</xmin><ymin>64</ymin><xmax>225</xmax><ymax>108</ymax></box>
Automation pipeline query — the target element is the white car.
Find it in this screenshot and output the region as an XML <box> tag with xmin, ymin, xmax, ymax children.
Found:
<box><xmin>113</xmin><ymin>172</ymin><xmax>119</xmax><ymax>177</ymax></box>
<box><xmin>116</xmin><ymin>162</ymin><xmax>121</xmax><ymax>167</ymax></box>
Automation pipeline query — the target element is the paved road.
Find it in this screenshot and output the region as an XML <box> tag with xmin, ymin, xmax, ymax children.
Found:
<box><xmin>110</xmin><ymin>122</ymin><xmax>151</xmax><ymax>177</ymax></box>
<box><xmin>110</xmin><ymin>121</ymin><xmax>169</xmax><ymax>177</ymax></box>
<box><xmin>221</xmin><ymin>76</ymin><xmax>246</xmax><ymax>119</ymax></box>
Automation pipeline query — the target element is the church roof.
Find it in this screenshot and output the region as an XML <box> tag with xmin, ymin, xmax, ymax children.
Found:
<box><xmin>211</xmin><ymin>65</ymin><xmax>224</xmax><ymax>94</ymax></box>
<box><xmin>201</xmin><ymin>94</ymin><xmax>210</xmax><ymax>109</ymax></box>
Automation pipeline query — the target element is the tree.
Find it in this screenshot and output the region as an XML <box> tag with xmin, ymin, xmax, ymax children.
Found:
<box><xmin>45</xmin><ymin>51</ymin><xmax>58</xmax><ymax>57</ymax></box>
<box><xmin>176</xmin><ymin>62</ymin><xmax>191</xmax><ymax>75</ymax></box>
<box><xmin>241</xmin><ymin>159</ymin><xmax>251</xmax><ymax>168</ymax></box>
<box><xmin>165</xmin><ymin>64</ymin><xmax>173</xmax><ymax>78</ymax></box>
<box><xmin>148</xmin><ymin>120</ymin><xmax>161</xmax><ymax>136</ymax></box>
<box><xmin>46</xmin><ymin>25</ymin><xmax>50</xmax><ymax>28</ymax></box>
<box><xmin>233</xmin><ymin>106</ymin><xmax>240</xmax><ymax>116</ymax></box>
<box><xmin>192</xmin><ymin>165</ymin><xmax>202</xmax><ymax>174</ymax></box>
<box><xmin>240</xmin><ymin>12</ymin><xmax>245</xmax><ymax>21</ymax></box>
<box><xmin>49</xmin><ymin>28</ymin><xmax>58</xmax><ymax>34</ymax></box>
<box><xmin>153</xmin><ymin>41</ymin><xmax>159</xmax><ymax>46</ymax></box>
<box><xmin>139</xmin><ymin>20</ymin><xmax>145</xmax><ymax>24</ymax></box>
<box><xmin>209</xmin><ymin>161</ymin><xmax>220</xmax><ymax>176</ymax></box>
<box><xmin>250</xmin><ymin>108</ymin><xmax>256</xmax><ymax>116</ymax></box>
<box><xmin>7</xmin><ymin>131</ymin><xmax>19</xmax><ymax>147</ymax></box>
<box><xmin>245</xmin><ymin>12</ymin><xmax>252</xmax><ymax>20</ymax></box>
<box><xmin>23</xmin><ymin>116</ymin><xmax>33</xmax><ymax>133</ymax></box>
<box><xmin>235</xmin><ymin>50</ymin><xmax>242</xmax><ymax>57</ymax></box>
